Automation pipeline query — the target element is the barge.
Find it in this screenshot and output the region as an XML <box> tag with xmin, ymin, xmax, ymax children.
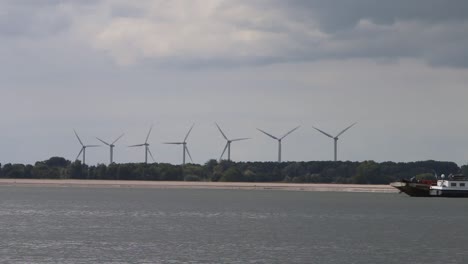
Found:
<box><xmin>391</xmin><ymin>174</ymin><xmax>468</xmax><ymax>197</ymax></box>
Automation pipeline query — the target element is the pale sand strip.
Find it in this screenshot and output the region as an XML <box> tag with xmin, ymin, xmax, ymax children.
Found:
<box><xmin>0</xmin><ymin>179</ymin><xmax>397</xmax><ymax>193</ymax></box>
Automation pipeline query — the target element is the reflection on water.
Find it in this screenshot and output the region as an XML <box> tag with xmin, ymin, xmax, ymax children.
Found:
<box><xmin>1</xmin><ymin>187</ymin><xmax>467</xmax><ymax>263</ymax></box>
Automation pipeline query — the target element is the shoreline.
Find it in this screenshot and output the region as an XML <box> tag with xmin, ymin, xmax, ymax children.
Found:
<box><xmin>0</xmin><ymin>179</ymin><xmax>397</xmax><ymax>193</ymax></box>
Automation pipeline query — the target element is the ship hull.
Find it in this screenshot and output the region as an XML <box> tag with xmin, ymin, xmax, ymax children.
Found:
<box><xmin>429</xmin><ymin>189</ymin><xmax>468</xmax><ymax>197</ymax></box>
<box><xmin>390</xmin><ymin>182</ymin><xmax>432</xmax><ymax>197</ymax></box>
<box><xmin>391</xmin><ymin>181</ymin><xmax>468</xmax><ymax>197</ymax></box>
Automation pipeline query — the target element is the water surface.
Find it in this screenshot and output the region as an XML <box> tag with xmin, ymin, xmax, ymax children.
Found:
<box><xmin>1</xmin><ymin>186</ymin><xmax>467</xmax><ymax>263</ymax></box>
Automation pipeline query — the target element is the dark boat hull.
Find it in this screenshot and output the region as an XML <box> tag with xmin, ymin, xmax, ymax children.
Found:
<box><xmin>429</xmin><ymin>189</ymin><xmax>468</xmax><ymax>197</ymax></box>
<box><xmin>390</xmin><ymin>182</ymin><xmax>431</xmax><ymax>197</ymax></box>
<box><xmin>391</xmin><ymin>181</ymin><xmax>468</xmax><ymax>197</ymax></box>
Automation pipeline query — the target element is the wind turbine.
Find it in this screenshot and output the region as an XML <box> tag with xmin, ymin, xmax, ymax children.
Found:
<box><xmin>96</xmin><ymin>133</ymin><xmax>124</xmax><ymax>164</ymax></box>
<box><xmin>215</xmin><ymin>123</ymin><xmax>250</xmax><ymax>162</ymax></box>
<box><xmin>74</xmin><ymin>130</ymin><xmax>100</xmax><ymax>166</ymax></box>
<box><xmin>257</xmin><ymin>126</ymin><xmax>300</xmax><ymax>162</ymax></box>
<box><xmin>164</xmin><ymin>124</ymin><xmax>194</xmax><ymax>165</ymax></box>
<box><xmin>129</xmin><ymin>125</ymin><xmax>155</xmax><ymax>164</ymax></box>
<box><xmin>313</xmin><ymin>122</ymin><xmax>357</xmax><ymax>161</ymax></box>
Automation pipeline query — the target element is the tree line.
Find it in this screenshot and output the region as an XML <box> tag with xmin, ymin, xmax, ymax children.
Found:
<box><xmin>1</xmin><ymin>157</ymin><xmax>467</xmax><ymax>184</ymax></box>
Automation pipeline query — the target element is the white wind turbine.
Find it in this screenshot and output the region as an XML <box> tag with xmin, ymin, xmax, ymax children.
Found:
<box><xmin>313</xmin><ymin>122</ymin><xmax>357</xmax><ymax>161</ymax></box>
<box><xmin>74</xmin><ymin>130</ymin><xmax>100</xmax><ymax>166</ymax></box>
<box><xmin>215</xmin><ymin>123</ymin><xmax>250</xmax><ymax>162</ymax></box>
<box><xmin>96</xmin><ymin>133</ymin><xmax>124</xmax><ymax>164</ymax></box>
<box><xmin>129</xmin><ymin>125</ymin><xmax>155</xmax><ymax>164</ymax></box>
<box><xmin>257</xmin><ymin>126</ymin><xmax>300</xmax><ymax>162</ymax></box>
<box><xmin>164</xmin><ymin>124</ymin><xmax>195</xmax><ymax>165</ymax></box>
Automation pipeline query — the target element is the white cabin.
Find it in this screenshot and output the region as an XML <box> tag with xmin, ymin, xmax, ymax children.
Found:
<box><xmin>429</xmin><ymin>177</ymin><xmax>468</xmax><ymax>196</ymax></box>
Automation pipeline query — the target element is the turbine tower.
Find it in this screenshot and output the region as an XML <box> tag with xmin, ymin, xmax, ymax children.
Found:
<box><xmin>313</xmin><ymin>122</ymin><xmax>357</xmax><ymax>161</ymax></box>
<box><xmin>129</xmin><ymin>125</ymin><xmax>155</xmax><ymax>164</ymax></box>
<box><xmin>215</xmin><ymin>123</ymin><xmax>250</xmax><ymax>162</ymax></box>
<box><xmin>164</xmin><ymin>124</ymin><xmax>195</xmax><ymax>165</ymax></box>
<box><xmin>74</xmin><ymin>130</ymin><xmax>100</xmax><ymax>165</ymax></box>
<box><xmin>257</xmin><ymin>126</ymin><xmax>300</xmax><ymax>162</ymax></box>
<box><xmin>96</xmin><ymin>133</ymin><xmax>124</xmax><ymax>164</ymax></box>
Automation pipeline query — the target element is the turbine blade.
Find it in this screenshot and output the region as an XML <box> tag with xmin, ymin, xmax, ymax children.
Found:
<box><xmin>220</xmin><ymin>142</ymin><xmax>229</xmax><ymax>160</ymax></box>
<box><xmin>112</xmin><ymin>133</ymin><xmax>125</xmax><ymax>145</ymax></box>
<box><xmin>164</xmin><ymin>142</ymin><xmax>183</xmax><ymax>145</ymax></box>
<box><xmin>86</xmin><ymin>145</ymin><xmax>100</xmax><ymax>148</ymax></box>
<box><xmin>96</xmin><ymin>137</ymin><xmax>110</xmax><ymax>146</ymax></box>
<box><xmin>281</xmin><ymin>126</ymin><xmax>300</xmax><ymax>140</ymax></box>
<box><xmin>74</xmin><ymin>130</ymin><xmax>84</xmax><ymax>146</ymax></box>
<box><xmin>215</xmin><ymin>122</ymin><xmax>228</xmax><ymax>140</ymax></box>
<box><xmin>231</xmin><ymin>138</ymin><xmax>250</xmax><ymax>142</ymax></box>
<box><xmin>129</xmin><ymin>144</ymin><xmax>145</xmax><ymax>147</ymax></box>
<box><xmin>313</xmin><ymin>127</ymin><xmax>334</xmax><ymax>138</ymax></box>
<box><xmin>257</xmin><ymin>128</ymin><xmax>278</xmax><ymax>140</ymax></box>
<box><xmin>184</xmin><ymin>123</ymin><xmax>195</xmax><ymax>142</ymax></box>
<box><xmin>75</xmin><ymin>148</ymin><xmax>83</xmax><ymax>160</ymax></box>
<box><xmin>147</xmin><ymin>148</ymin><xmax>155</xmax><ymax>162</ymax></box>
<box><xmin>336</xmin><ymin>122</ymin><xmax>357</xmax><ymax>138</ymax></box>
<box><xmin>185</xmin><ymin>145</ymin><xmax>193</xmax><ymax>163</ymax></box>
<box><xmin>145</xmin><ymin>125</ymin><xmax>153</xmax><ymax>144</ymax></box>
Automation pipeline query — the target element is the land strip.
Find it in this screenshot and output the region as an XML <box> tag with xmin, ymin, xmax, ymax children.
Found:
<box><xmin>0</xmin><ymin>179</ymin><xmax>397</xmax><ymax>193</ymax></box>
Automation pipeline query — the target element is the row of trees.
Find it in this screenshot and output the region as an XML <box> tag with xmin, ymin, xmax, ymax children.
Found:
<box><xmin>0</xmin><ymin>157</ymin><xmax>466</xmax><ymax>184</ymax></box>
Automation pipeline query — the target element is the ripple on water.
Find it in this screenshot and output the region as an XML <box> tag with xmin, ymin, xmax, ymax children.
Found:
<box><xmin>1</xmin><ymin>187</ymin><xmax>468</xmax><ymax>264</ymax></box>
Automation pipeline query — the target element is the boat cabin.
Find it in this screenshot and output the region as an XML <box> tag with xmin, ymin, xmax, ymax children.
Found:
<box><xmin>429</xmin><ymin>175</ymin><xmax>468</xmax><ymax>197</ymax></box>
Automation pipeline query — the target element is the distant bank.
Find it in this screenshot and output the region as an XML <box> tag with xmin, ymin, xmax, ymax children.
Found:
<box><xmin>1</xmin><ymin>157</ymin><xmax>464</xmax><ymax>185</ymax></box>
<box><xmin>0</xmin><ymin>179</ymin><xmax>397</xmax><ymax>193</ymax></box>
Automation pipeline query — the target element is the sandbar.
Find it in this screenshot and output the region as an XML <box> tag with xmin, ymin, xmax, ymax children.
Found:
<box><xmin>0</xmin><ymin>179</ymin><xmax>397</xmax><ymax>193</ymax></box>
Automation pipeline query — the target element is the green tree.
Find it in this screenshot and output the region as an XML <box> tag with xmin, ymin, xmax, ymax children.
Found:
<box><xmin>107</xmin><ymin>164</ymin><xmax>119</xmax><ymax>179</ymax></box>
<box><xmin>461</xmin><ymin>164</ymin><xmax>468</xmax><ymax>176</ymax></box>
<box><xmin>220</xmin><ymin>167</ymin><xmax>243</xmax><ymax>182</ymax></box>
<box><xmin>184</xmin><ymin>174</ymin><xmax>201</xmax><ymax>181</ymax></box>
<box><xmin>352</xmin><ymin>161</ymin><xmax>381</xmax><ymax>184</ymax></box>
<box><xmin>4</xmin><ymin>164</ymin><xmax>25</xmax><ymax>178</ymax></box>
<box><xmin>68</xmin><ymin>161</ymin><xmax>84</xmax><ymax>179</ymax></box>
<box><xmin>44</xmin><ymin>157</ymin><xmax>70</xmax><ymax>167</ymax></box>
<box><xmin>243</xmin><ymin>169</ymin><xmax>256</xmax><ymax>182</ymax></box>
<box><xmin>282</xmin><ymin>163</ymin><xmax>306</xmax><ymax>178</ymax></box>
<box><xmin>95</xmin><ymin>164</ymin><xmax>107</xmax><ymax>179</ymax></box>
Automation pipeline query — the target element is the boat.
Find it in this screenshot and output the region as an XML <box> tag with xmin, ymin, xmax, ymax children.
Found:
<box><xmin>391</xmin><ymin>174</ymin><xmax>468</xmax><ymax>197</ymax></box>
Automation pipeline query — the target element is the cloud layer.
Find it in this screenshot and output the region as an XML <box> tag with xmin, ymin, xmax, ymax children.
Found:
<box><xmin>1</xmin><ymin>1</ymin><xmax>468</xmax><ymax>165</ymax></box>
<box><xmin>2</xmin><ymin>0</ymin><xmax>467</xmax><ymax>67</ymax></box>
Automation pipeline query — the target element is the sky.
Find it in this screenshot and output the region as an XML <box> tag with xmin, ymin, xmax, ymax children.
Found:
<box><xmin>1</xmin><ymin>0</ymin><xmax>468</xmax><ymax>166</ymax></box>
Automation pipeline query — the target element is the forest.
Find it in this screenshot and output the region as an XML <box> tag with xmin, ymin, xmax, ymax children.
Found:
<box><xmin>1</xmin><ymin>157</ymin><xmax>467</xmax><ymax>184</ymax></box>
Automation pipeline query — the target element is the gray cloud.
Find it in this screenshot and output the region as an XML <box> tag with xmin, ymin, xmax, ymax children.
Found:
<box><xmin>0</xmin><ymin>1</ymin><xmax>80</xmax><ymax>39</ymax></box>
<box><xmin>1</xmin><ymin>0</ymin><xmax>467</xmax><ymax>67</ymax></box>
<box><xmin>278</xmin><ymin>0</ymin><xmax>468</xmax><ymax>31</ymax></box>
<box><xmin>1</xmin><ymin>0</ymin><xmax>468</xmax><ymax>166</ymax></box>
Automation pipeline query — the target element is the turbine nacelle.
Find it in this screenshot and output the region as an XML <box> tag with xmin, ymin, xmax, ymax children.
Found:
<box><xmin>74</xmin><ymin>130</ymin><xmax>100</xmax><ymax>165</ymax></box>
<box><xmin>216</xmin><ymin>122</ymin><xmax>250</xmax><ymax>162</ymax></box>
<box><xmin>96</xmin><ymin>133</ymin><xmax>124</xmax><ymax>164</ymax></box>
<box><xmin>313</xmin><ymin>122</ymin><xmax>357</xmax><ymax>161</ymax></box>
<box><xmin>129</xmin><ymin>125</ymin><xmax>155</xmax><ymax>163</ymax></box>
<box><xmin>257</xmin><ymin>126</ymin><xmax>300</xmax><ymax>163</ymax></box>
<box><xmin>164</xmin><ymin>124</ymin><xmax>194</xmax><ymax>165</ymax></box>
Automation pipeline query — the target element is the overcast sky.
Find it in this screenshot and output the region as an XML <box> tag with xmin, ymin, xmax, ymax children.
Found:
<box><xmin>1</xmin><ymin>0</ymin><xmax>468</xmax><ymax>166</ymax></box>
